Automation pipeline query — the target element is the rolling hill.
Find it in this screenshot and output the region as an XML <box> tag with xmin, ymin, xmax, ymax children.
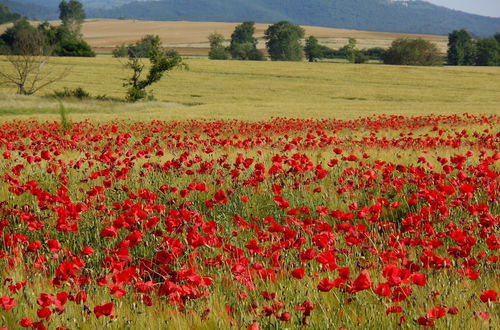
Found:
<box><xmin>2</xmin><ymin>0</ymin><xmax>499</xmax><ymax>36</ymax></box>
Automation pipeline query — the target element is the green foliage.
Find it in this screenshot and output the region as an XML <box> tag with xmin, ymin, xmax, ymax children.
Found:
<box><xmin>113</xmin><ymin>35</ymin><xmax>169</xmax><ymax>59</ymax></box>
<box><xmin>304</xmin><ymin>36</ymin><xmax>322</xmax><ymax>62</ymax></box>
<box><xmin>53</xmin><ymin>87</ymin><xmax>91</xmax><ymax>99</ymax></box>
<box><xmin>447</xmin><ymin>29</ymin><xmax>476</xmax><ymax>65</ymax></box>
<box><xmin>128</xmin><ymin>35</ymin><xmax>161</xmax><ymax>58</ymax></box>
<box><xmin>59</xmin><ymin>0</ymin><xmax>85</xmax><ymax>34</ymax></box>
<box><xmin>58</xmin><ymin>101</ymin><xmax>71</xmax><ymax>132</ymax></box>
<box><xmin>229</xmin><ymin>21</ymin><xmax>263</xmax><ymax>61</ymax></box>
<box><xmin>0</xmin><ymin>19</ymin><xmax>36</xmax><ymax>53</ymax></box>
<box><xmin>52</xmin><ymin>26</ymin><xmax>96</xmax><ymax>57</ymax></box>
<box><xmin>124</xmin><ymin>35</ymin><xmax>186</xmax><ymax>102</ymax></box>
<box><xmin>447</xmin><ymin>29</ymin><xmax>499</xmax><ymax>66</ymax></box>
<box><xmin>362</xmin><ymin>47</ymin><xmax>386</xmax><ymax>60</ymax></box>
<box><xmin>0</xmin><ymin>16</ymin><xmax>94</xmax><ymax>57</ymax></box>
<box><xmin>112</xmin><ymin>44</ymin><xmax>129</xmax><ymax>58</ymax></box>
<box><xmin>342</xmin><ymin>37</ymin><xmax>358</xmax><ymax>63</ymax></box>
<box><xmin>353</xmin><ymin>51</ymin><xmax>368</xmax><ymax>64</ymax></box>
<box><xmin>383</xmin><ymin>38</ymin><xmax>442</xmax><ymax>66</ymax></box>
<box><xmin>319</xmin><ymin>45</ymin><xmax>344</xmax><ymax>59</ymax></box>
<box><xmin>475</xmin><ymin>37</ymin><xmax>500</xmax><ymax>66</ymax></box>
<box><xmin>0</xmin><ymin>3</ymin><xmax>21</xmax><ymax>24</ymax></box>
<box><xmin>208</xmin><ymin>33</ymin><xmax>230</xmax><ymax>60</ymax></box>
<box><xmin>264</xmin><ymin>21</ymin><xmax>305</xmax><ymax>61</ymax></box>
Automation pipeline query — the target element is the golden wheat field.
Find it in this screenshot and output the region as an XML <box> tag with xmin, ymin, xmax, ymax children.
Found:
<box><xmin>0</xmin><ymin>19</ymin><xmax>449</xmax><ymax>55</ymax></box>
<box><xmin>0</xmin><ymin>56</ymin><xmax>499</xmax><ymax>123</ymax></box>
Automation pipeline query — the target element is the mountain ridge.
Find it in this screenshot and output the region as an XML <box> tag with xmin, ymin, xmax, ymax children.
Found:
<box><xmin>1</xmin><ymin>0</ymin><xmax>499</xmax><ymax>36</ymax></box>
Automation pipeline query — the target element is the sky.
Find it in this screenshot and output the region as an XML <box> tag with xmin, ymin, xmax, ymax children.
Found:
<box><xmin>425</xmin><ymin>0</ymin><xmax>500</xmax><ymax>17</ymax></box>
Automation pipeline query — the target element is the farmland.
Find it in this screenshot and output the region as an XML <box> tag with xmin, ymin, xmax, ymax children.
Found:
<box><xmin>1</xmin><ymin>57</ymin><xmax>499</xmax><ymax>122</ymax></box>
<box><xmin>0</xmin><ymin>19</ymin><xmax>449</xmax><ymax>55</ymax></box>
<box><xmin>0</xmin><ymin>39</ymin><xmax>499</xmax><ymax>330</ymax></box>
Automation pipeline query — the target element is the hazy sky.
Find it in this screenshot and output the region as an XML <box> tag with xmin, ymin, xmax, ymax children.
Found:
<box><xmin>426</xmin><ymin>0</ymin><xmax>500</xmax><ymax>17</ymax></box>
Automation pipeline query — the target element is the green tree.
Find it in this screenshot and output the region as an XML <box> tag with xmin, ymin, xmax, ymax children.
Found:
<box><xmin>128</xmin><ymin>35</ymin><xmax>161</xmax><ymax>58</ymax></box>
<box><xmin>447</xmin><ymin>29</ymin><xmax>476</xmax><ymax>65</ymax></box>
<box><xmin>124</xmin><ymin>35</ymin><xmax>186</xmax><ymax>102</ymax></box>
<box><xmin>59</xmin><ymin>0</ymin><xmax>85</xmax><ymax>35</ymax></box>
<box><xmin>343</xmin><ymin>37</ymin><xmax>357</xmax><ymax>63</ymax></box>
<box><xmin>0</xmin><ymin>19</ymin><xmax>36</xmax><ymax>52</ymax></box>
<box><xmin>304</xmin><ymin>36</ymin><xmax>322</xmax><ymax>62</ymax></box>
<box><xmin>384</xmin><ymin>38</ymin><xmax>442</xmax><ymax>66</ymax></box>
<box><xmin>208</xmin><ymin>33</ymin><xmax>230</xmax><ymax>60</ymax></box>
<box><xmin>229</xmin><ymin>21</ymin><xmax>263</xmax><ymax>60</ymax></box>
<box><xmin>264</xmin><ymin>21</ymin><xmax>305</xmax><ymax>61</ymax></box>
<box><xmin>475</xmin><ymin>37</ymin><xmax>500</xmax><ymax>66</ymax></box>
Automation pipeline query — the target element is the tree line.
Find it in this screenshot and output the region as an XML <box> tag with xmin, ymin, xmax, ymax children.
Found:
<box><xmin>208</xmin><ymin>21</ymin><xmax>500</xmax><ymax>66</ymax></box>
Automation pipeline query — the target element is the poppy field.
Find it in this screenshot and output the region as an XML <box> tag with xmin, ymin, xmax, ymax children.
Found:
<box><xmin>0</xmin><ymin>113</ymin><xmax>498</xmax><ymax>329</ymax></box>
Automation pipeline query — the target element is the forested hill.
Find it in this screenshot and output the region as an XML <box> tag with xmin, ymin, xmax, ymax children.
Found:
<box><xmin>3</xmin><ymin>0</ymin><xmax>500</xmax><ymax>36</ymax></box>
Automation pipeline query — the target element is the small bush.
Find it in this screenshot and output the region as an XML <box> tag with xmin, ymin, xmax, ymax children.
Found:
<box><xmin>52</xmin><ymin>87</ymin><xmax>91</xmax><ymax>99</ymax></box>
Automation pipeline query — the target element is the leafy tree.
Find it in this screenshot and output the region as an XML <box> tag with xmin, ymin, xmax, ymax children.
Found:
<box><xmin>0</xmin><ymin>3</ymin><xmax>21</xmax><ymax>25</ymax></box>
<box><xmin>112</xmin><ymin>36</ymin><xmax>164</xmax><ymax>58</ymax></box>
<box><xmin>129</xmin><ymin>35</ymin><xmax>162</xmax><ymax>58</ymax></box>
<box><xmin>343</xmin><ymin>38</ymin><xmax>357</xmax><ymax>63</ymax></box>
<box><xmin>208</xmin><ymin>33</ymin><xmax>230</xmax><ymax>60</ymax></box>
<box><xmin>59</xmin><ymin>0</ymin><xmax>85</xmax><ymax>35</ymax></box>
<box><xmin>337</xmin><ymin>38</ymin><xmax>367</xmax><ymax>64</ymax></box>
<box><xmin>383</xmin><ymin>38</ymin><xmax>442</xmax><ymax>66</ymax></box>
<box><xmin>229</xmin><ymin>21</ymin><xmax>263</xmax><ymax>61</ymax></box>
<box><xmin>475</xmin><ymin>37</ymin><xmax>500</xmax><ymax>66</ymax></box>
<box><xmin>447</xmin><ymin>29</ymin><xmax>476</xmax><ymax>65</ymax></box>
<box><xmin>124</xmin><ymin>35</ymin><xmax>186</xmax><ymax>102</ymax></box>
<box><xmin>0</xmin><ymin>17</ymin><xmax>94</xmax><ymax>58</ymax></box>
<box><xmin>353</xmin><ymin>51</ymin><xmax>368</xmax><ymax>64</ymax></box>
<box><xmin>304</xmin><ymin>36</ymin><xmax>322</xmax><ymax>62</ymax></box>
<box><xmin>0</xmin><ymin>19</ymin><xmax>36</xmax><ymax>52</ymax></box>
<box><xmin>264</xmin><ymin>21</ymin><xmax>305</xmax><ymax>61</ymax></box>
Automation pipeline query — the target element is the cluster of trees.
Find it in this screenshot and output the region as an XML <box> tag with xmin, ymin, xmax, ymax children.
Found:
<box><xmin>208</xmin><ymin>21</ymin><xmax>264</xmax><ymax>61</ymax></box>
<box><xmin>207</xmin><ymin>22</ymin><xmax>498</xmax><ymax>67</ymax></box>
<box><xmin>208</xmin><ymin>20</ymin><xmax>440</xmax><ymax>65</ymax></box>
<box><xmin>0</xmin><ymin>0</ymin><xmax>94</xmax><ymax>57</ymax></box>
<box><xmin>448</xmin><ymin>29</ymin><xmax>500</xmax><ymax>66</ymax></box>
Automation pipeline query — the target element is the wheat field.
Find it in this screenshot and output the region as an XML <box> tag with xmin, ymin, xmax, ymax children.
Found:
<box><xmin>0</xmin><ymin>56</ymin><xmax>499</xmax><ymax>122</ymax></box>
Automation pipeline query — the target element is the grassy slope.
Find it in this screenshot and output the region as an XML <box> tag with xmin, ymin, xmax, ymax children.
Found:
<box><xmin>0</xmin><ymin>56</ymin><xmax>499</xmax><ymax>122</ymax></box>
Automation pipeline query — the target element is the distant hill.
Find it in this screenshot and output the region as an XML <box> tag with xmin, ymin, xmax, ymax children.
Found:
<box><xmin>0</xmin><ymin>2</ymin><xmax>20</xmax><ymax>24</ymax></box>
<box><xmin>2</xmin><ymin>0</ymin><xmax>499</xmax><ymax>37</ymax></box>
<box><xmin>1</xmin><ymin>0</ymin><xmax>56</xmax><ymax>20</ymax></box>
